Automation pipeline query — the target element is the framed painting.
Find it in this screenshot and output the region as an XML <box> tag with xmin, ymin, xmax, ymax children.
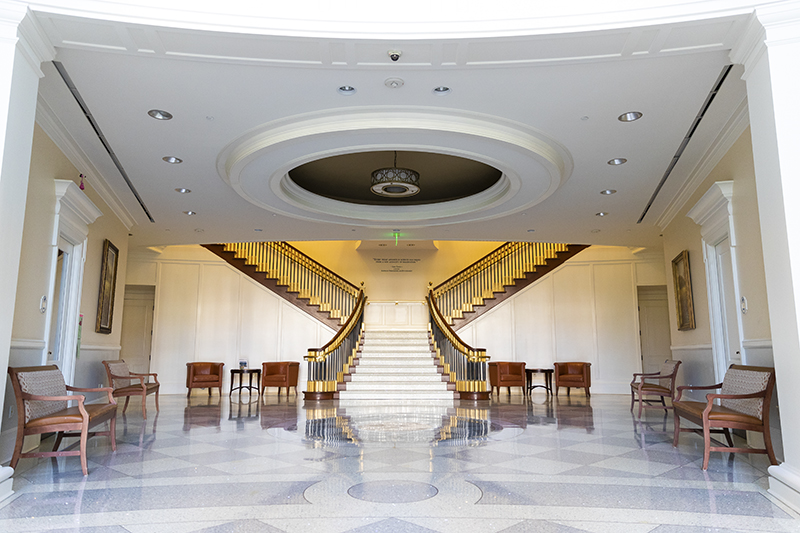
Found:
<box><xmin>95</xmin><ymin>239</ymin><xmax>119</xmax><ymax>334</ymax></box>
<box><xmin>671</xmin><ymin>250</ymin><xmax>696</xmax><ymax>331</ymax></box>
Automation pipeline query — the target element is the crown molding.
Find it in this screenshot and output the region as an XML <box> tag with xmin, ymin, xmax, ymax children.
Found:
<box><xmin>36</xmin><ymin>96</ymin><xmax>136</xmax><ymax>230</ymax></box>
<box><xmin>655</xmin><ymin>97</ymin><xmax>749</xmax><ymax>231</ymax></box>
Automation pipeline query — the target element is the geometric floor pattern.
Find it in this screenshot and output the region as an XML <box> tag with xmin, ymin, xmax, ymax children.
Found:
<box><xmin>1</xmin><ymin>393</ymin><xmax>798</xmax><ymax>532</ymax></box>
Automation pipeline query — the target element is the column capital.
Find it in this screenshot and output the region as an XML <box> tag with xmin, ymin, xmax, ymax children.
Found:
<box><xmin>731</xmin><ymin>1</ymin><xmax>800</xmax><ymax>77</ymax></box>
<box><xmin>0</xmin><ymin>3</ymin><xmax>54</xmax><ymax>77</ymax></box>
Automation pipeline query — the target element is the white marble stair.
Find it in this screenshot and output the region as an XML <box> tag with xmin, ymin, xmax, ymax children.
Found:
<box><xmin>337</xmin><ymin>326</ymin><xmax>455</xmax><ymax>404</ymax></box>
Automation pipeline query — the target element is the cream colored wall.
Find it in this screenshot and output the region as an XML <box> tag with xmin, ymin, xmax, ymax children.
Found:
<box><xmin>662</xmin><ymin>128</ymin><xmax>774</xmax><ymax>399</ymax></box>
<box><xmin>458</xmin><ymin>246</ymin><xmax>666</xmax><ymax>394</ymax></box>
<box><xmin>289</xmin><ymin>240</ymin><xmax>502</xmax><ymax>301</ymax></box>
<box><xmin>127</xmin><ymin>245</ymin><xmax>335</xmax><ymax>395</ymax></box>
<box><xmin>2</xmin><ymin>124</ymin><xmax>130</xmax><ymax>464</ymax></box>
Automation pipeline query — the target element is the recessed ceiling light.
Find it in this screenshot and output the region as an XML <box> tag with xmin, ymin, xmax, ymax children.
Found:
<box><xmin>148</xmin><ymin>109</ymin><xmax>173</xmax><ymax>120</ymax></box>
<box><xmin>378</xmin><ymin>243</ymin><xmax>387</xmax><ymax>247</ymax></box>
<box><xmin>580</xmin><ymin>116</ymin><xmax>589</xmax><ymax>121</ymax></box>
<box><xmin>338</xmin><ymin>85</ymin><xmax>356</xmax><ymax>95</ymax></box>
<box><xmin>607</xmin><ymin>158</ymin><xmax>627</xmax><ymax>165</ymax></box>
<box><xmin>618</xmin><ymin>111</ymin><xmax>643</xmax><ymax>122</ymax></box>
<box><xmin>600</xmin><ymin>189</ymin><xmax>617</xmax><ymax>195</ymax></box>
<box><xmin>194</xmin><ymin>228</ymin><xmax>204</xmax><ymax>233</ymax></box>
<box><xmin>433</xmin><ymin>86</ymin><xmax>450</xmax><ymax>95</ymax></box>
<box><xmin>254</xmin><ymin>229</ymin><xmax>263</xmax><ymax>232</ymax></box>
<box><xmin>591</xmin><ymin>229</ymin><xmax>601</xmax><ymax>233</ymax></box>
<box><xmin>407</xmin><ymin>243</ymin><xmax>415</xmax><ymax>246</ymax></box>
<box><xmin>163</xmin><ymin>156</ymin><xmax>182</xmax><ymax>164</ymax></box>
<box><xmin>527</xmin><ymin>229</ymin><xmax>535</xmax><ymax>232</ymax></box>
<box><xmin>183</xmin><ymin>210</ymin><xmax>197</xmax><ymax>215</ymax></box>
<box><xmin>175</xmin><ymin>188</ymin><xmax>191</xmax><ymax>194</ymax></box>
<box><xmin>596</xmin><ymin>212</ymin><xmax>608</xmax><ymax>217</ymax></box>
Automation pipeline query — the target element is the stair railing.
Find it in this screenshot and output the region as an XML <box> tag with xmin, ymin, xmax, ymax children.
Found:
<box><xmin>427</xmin><ymin>289</ymin><xmax>490</xmax><ymax>400</ymax></box>
<box><xmin>220</xmin><ymin>242</ymin><xmax>360</xmax><ymax>323</ymax></box>
<box><xmin>431</xmin><ymin>242</ymin><xmax>569</xmax><ymax>324</ymax></box>
<box><xmin>304</xmin><ymin>289</ymin><xmax>366</xmax><ymax>400</ymax></box>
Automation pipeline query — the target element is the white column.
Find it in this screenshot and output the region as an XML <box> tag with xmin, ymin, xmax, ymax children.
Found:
<box><xmin>0</xmin><ymin>6</ymin><xmax>55</xmax><ymax>501</ymax></box>
<box><xmin>731</xmin><ymin>4</ymin><xmax>800</xmax><ymax>513</ymax></box>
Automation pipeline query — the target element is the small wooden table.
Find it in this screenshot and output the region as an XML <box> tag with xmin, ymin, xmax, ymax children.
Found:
<box><xmin>230</xmin><ymin>368</ymin><xmax>261</xmax><ymax>396</ymax></box>
<box><xmin>526</xmin><ymin>368</ymin><xmax>554</xmax><ymax>395</ymax></box>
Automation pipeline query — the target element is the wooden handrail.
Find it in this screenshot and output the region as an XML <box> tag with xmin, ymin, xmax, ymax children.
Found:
<box><xmin>306</xmin><ymin>290</ymin><xmax>366</xmax><ymax>362</ymax></box>
<box><xmin>278</xmin><ymin>242</ymin><xmax>361</xmax><ymax>292</ymax></box>
<box><xmin>427</xmin><ymin>290</ymin><xmax>488</xmax><ymax>362</ymax></box>
<box><xmin>432</xmin><ymin>242</ymin><xmax>512</xmax><ymax>293</ymax></box>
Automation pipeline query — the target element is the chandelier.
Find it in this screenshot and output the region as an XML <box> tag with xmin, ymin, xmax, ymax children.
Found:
<box><xmin>370</xmin><ymin>151</ymin><xmax>420</xmax><ymax>197</ymax></box>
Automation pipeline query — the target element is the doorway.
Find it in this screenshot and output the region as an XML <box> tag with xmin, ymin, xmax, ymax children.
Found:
<box><xmin>708</xmin><ymin>236</ymin><xmax>742</xmax><ymax>382</ymax></box>
<box><xmin>120</xmin><ymin>285</ymin><xmax>155</xmax><ymax>375</ymax></box>
<box><xmin>637</xmin><ymin>286</ymin><xmax>671</xmax><ymax>374</ymax></box>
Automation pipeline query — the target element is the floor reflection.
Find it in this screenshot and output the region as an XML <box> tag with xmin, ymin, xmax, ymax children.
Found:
<box><xmin>183</xmin><ymin>395</ymin><xmax>222</xmax><ymax>430</ymax></box>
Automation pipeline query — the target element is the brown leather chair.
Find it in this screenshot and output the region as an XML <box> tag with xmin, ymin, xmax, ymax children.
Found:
<box><xmin>673</xmin><ymin>364</ymin><xmax>777</xmax><ymax>470</ymax></box>
<box><xmin>102</xmin><ymin>359</ymin><xmax>160</xmax><ymax>419</ymax></box>
<box><xmin>488</xmin><ymin>362</ymin><xmax>526</xmax><ymax>395</ymax></box>
<box><xmin>186</xmin><ymin>362</ymin><xmax>224</xmax><ymax>396</ymax></box>
<box><xmin>7</xmin><ymin>365</ymin><xmax>117</xmax><ymax>475</ymax></box>
<box><xmin>554</xmin><ymin>362</ymin><xmax>591</xmax><ymax>397</ymax></box>
<box><xmin>261</xmin><ymin>361</ymin><xmax>300</xmax><ymax>396</ymax></box>
<box><xmin>630</xmin><ymin>359</ymin><xmax>681</xmax><ymax>418</ymax></box>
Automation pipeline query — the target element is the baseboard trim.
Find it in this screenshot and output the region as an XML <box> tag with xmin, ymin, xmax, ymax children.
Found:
<box><xmin>769</xmin><ymin>463</ymin><xmax>800</xmax><ymax>513</ymax></box>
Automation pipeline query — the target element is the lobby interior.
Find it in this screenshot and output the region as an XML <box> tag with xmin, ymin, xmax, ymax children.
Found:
<box><xmin>3</xmin><ymin>1</ymin><xmax>800</xmax><ymax>531</ymax></box>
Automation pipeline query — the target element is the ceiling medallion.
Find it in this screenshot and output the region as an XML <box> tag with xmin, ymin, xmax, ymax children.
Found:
<box><xmin>371</xmin><ymin>151</ymin><xmax>420</xmax><ymax>197</ymax></box>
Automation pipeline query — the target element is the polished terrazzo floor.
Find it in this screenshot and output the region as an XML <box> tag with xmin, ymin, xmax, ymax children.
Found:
<box><xmin>1</xmin><ymin>392</ymin><xmax>798</xmax><ymax>532</ymax></box>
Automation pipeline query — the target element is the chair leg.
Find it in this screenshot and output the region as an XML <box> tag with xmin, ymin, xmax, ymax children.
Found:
<box><xmin>630</xmin><ymin>390</ymin><xmax>635</xmax><ymax>411</ymax></box>
<box><xmin>123</xmin><ymin>396</ymin><xmax>130</xmax><ymax>413</ymax></box>
<box><xmin>109</xmin><ymin>416</ymin><xmax>117</xmax><ymax>451</ymax></box>
<box><xmin>554</xmin><ymin>386</ymin><xmax>559</xmax><ymax>396</ymax></box>
<box><xmin>507</xmin><ymin>387</ymin><xmax>511</xmax><ymax>396</ymax></box>
<box><xmin>80</xmin><ymin>424</ymin><xmax>89</xmax><ymax>476</ymax></box>
<box><xmin>53</xmin><ymin>431</ymin><xmax>64</xmax><ymax>451</ymax></box>
<box><xmin>722</xmin><ymin>428</ymin><xmax>734</xmax><ymax>447</ymax></box>
<box><xmin>763</xmin><ymin>428</ymin><xmax>778</xmax><ymax>465</ymax></box>
<box><xmin>702</xmin><ymin>424</ymin><xmax>712</xmax><ymax>470</ymax></box>
<box><xmin>673</xmin><ymin>413</ymin><xmax>681</xmax><ymax>447</ymax></box>
<box><xmin>141</xmin><ymin>394</ymin><xmax>147</xmax><ymax>419</ymax></box>
<box><xmin>155</xmin><ymin>389</ymin><xmax>160</xmax><ymax>412</ymax></box>
<box><xmin>10</xmin><ymin>429</ymin><xmax>24</xmax><ymax>468</ymax></box>
<box><xmin>566</xmin><ymin>387</ymin><xmax>570</xmax><ymax>397</ymax></box>
<box><xmin>638</xmin><ymin>395</ymin><xmax>644</xmax><ymax>418</ymax></box>
<box><xmin>585</xmin><ymin>387</ymin><xmax>590</xmax><ymax>397</ymax></box>
<box><xmin>187</xmin><ymin>388</ymin><xmax>191</xmax><ymax>398</ymax></box>
<box><xmin>208</xmin><ymin>387</ymin><xmax>212</xmax><ymax>397</ymax></box>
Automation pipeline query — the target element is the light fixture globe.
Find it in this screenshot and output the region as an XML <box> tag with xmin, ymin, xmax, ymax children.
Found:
<box><xmin>370</xmin><ymin>152</ymin><xmax>421</xmax><ymax>197</ymax></box>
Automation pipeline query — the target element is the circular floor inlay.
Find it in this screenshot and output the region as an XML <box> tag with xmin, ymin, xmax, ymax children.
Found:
<box><xmin>347</xmin><ymin>480</ymin><xmax>438</xmax><ymax>503</ymax></box>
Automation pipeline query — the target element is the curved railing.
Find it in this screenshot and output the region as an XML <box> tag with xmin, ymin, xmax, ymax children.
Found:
<box><xmin>221</xmin><ymin>241</ymin><xmax>360</xmax><ymax>323</ymax></box>
<box><xmin>304</xmin><ymin>289</ymin><xmax>366</xmax><ymax>400</ymax></box>
<box><xmin>432</xmin><ymin>242</ymin><xmax>569</xmax><ymax>324</ymax></box>
<box><xmin>427</xmin><ymin>289</ymin><xmax>490</xmax><ymax>400</ymax></box>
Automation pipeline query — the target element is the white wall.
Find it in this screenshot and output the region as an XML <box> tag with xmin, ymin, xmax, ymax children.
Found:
<box><xmin>128</xmin><ymin>246</ymin><xmax>335</xmax><ymax>395</ymax></box>
<box><xmin>458</xmin><ymin>246</ymin><xmax>666</xmax><ymax>394</ymax></box>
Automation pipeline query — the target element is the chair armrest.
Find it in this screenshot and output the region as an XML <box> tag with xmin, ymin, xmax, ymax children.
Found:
<box><xmin>21</xmin><ymin>392</ymin><xmax>82</xmax><ymax>402</ymax></box>
<box><xmin>130</xmin><ymin>371</ymin><xmax>159</xmax><ymax>384</ymax></box>
<box><xmin>675</xmin><ymin>383</ymin><xmax>722</xmax><ymax>401</ymax></box>
<box><xmin>701</xmin><ymin>390</ymin><xmax>767</xmax><ymax>418</ymax></box>
<box><xmin>67</xmin><ymin>385</ymin><xmax>117</xmax><ymax>404</ymax></box>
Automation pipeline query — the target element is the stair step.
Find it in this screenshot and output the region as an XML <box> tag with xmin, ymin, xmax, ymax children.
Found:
<box><xmin>338</xmin><ymin>390</ymin><xmax>455</xmax><ymax>400</ymax></box>
<box><xmin>350</xmin><ymin>374</ymin><xmax>444</xmax><ymax>382</ymax></box>
<box><xmin>345</xmin><ymin>383</ymin><xmax>449</xmax><ymax>391</ymax></box>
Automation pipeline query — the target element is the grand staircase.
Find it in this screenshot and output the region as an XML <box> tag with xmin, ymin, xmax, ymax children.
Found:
<box><xmin>337</xmin><ymin>326</ymin><xmax>455</xmax><ymax>405</ymax></box>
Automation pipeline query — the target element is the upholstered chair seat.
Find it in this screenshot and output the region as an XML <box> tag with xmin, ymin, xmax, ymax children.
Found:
<box><xmin>488</xmin><ymin>362</ymin><xmax>526</xmax><ymax>395</ymax></box>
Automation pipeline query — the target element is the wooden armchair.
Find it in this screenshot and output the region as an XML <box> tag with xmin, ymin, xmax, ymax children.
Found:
<box><xmin>102</xmin><ymin>359</ymin><xmax>160</xmax><ymax>419</ymax></box>
<box><xmin>488</xmin><ymin>362</ymin><xmax>526</xmax><ymax>395</ymax></box>
<box><xmin>673</xmin><ymin>364</ymin><xmax>777</xmax><ymax>470</ymax></box>
<box><xmin>186</xmin><ymin>362</ymin><xmax>225</xmax><ymax>396</ymax></box>
<box><xmin>7</xmin><ymin>365</ymin><xmax>117</xmax><ymax>475</ymax></box>
<box><xmin>630</xmin><ymin>359</ymin><xmax>681</xmax><ymax>418</ymax></box>
<box><xmin>554</xmin><ymin>362</ymin><xmax>591</xmax><ymax>397</ymax></box>
<box><xmin>261</xmin><ymin>361</ymin><xmax>300</xmax><ymax>396</ymax></box>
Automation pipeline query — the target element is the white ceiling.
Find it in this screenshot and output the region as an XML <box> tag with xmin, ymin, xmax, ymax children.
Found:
<box><xmin>29</xmin><ymin>4</ymin><xmax>753</xmax><ymax>248</ymax></box>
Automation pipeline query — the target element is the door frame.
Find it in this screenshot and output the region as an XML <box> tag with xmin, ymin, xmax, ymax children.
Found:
<box><xmin>43</xmin><ymin>181</ymin><xmax>102</xmax><ymax>385</ymax></box>
<box><xmin>688</xmin><ymin>181</ymin><xmax>744</xmax><ymax>383</ymax></box>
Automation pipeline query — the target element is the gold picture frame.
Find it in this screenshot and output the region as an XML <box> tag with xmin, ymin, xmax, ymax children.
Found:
<box><xmin>96</xmin><ymin>239</ymin><xmax>119</xmax><ymax>334</ymax></box>
<box><xmin>672</xmin><ymin>250</ymin><xmax>696</xmax><ymax>331</ymax></box>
